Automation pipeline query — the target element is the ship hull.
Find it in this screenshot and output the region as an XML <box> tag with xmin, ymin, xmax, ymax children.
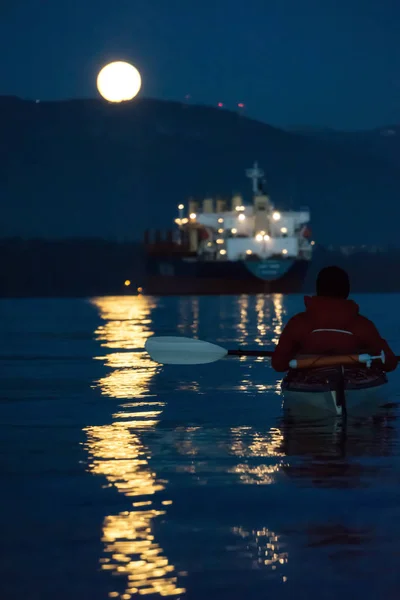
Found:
<box><xmin>144</xmin><ymin>256</ymin><xmax>310</xmax><ymax>295</ymax></box>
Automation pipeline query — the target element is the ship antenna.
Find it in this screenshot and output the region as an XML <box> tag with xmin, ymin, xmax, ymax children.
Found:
<box><xmin>246</xmin><ymin>161</ymin><xmax>265</xmax><ymax>194</ymax></box>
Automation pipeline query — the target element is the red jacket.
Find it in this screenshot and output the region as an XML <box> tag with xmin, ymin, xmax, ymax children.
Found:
<box><xmin>271</xmin><ymin>296</ymin><xmax>397</xmax><ymax>372</ymax></box>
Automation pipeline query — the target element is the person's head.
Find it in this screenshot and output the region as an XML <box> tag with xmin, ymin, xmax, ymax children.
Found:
<box><xmin>316</xmin><ymin>266</ymin><xmax>350</xmax><ymax>299</ymax></box>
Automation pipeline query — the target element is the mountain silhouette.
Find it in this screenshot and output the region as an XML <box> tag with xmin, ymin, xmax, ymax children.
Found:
<box><xmin>1</xmin><ymin>96</ymin><xmax>399</xmax><ymax>245</ymax></box>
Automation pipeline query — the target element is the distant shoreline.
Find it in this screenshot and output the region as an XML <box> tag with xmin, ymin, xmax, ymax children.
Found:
<box><xmin>1</xmin><ymin>238</ymin><xmax>400</xmax><ymax>297</ymax></box>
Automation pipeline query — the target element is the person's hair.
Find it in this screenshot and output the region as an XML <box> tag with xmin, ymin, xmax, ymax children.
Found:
<box><xmin>316</xmin><ymin>266</ymin><xmax>350</xmax><ymax>299</ymax></box>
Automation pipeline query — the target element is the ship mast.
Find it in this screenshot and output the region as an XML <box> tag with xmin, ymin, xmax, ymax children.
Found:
<box><xmin>246</xmin><ymin>161</ymin><xmax>265</xmax><ymax>194</ymax></box>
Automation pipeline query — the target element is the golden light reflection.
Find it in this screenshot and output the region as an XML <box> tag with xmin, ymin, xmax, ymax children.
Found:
<box><xmin>228</xmin><ymin>426</ymin><xmax>285</xmax><ymax>458</ymax></box>
<box><xmin>254</xmin><ymin>294</ymin><xmax>268</xmax><ymax>347</ymax></box>
<box><xmin>272</xmin><ymin>294</ymin><xmax>284</xmax><ymax>394</ymax></box>
<box><xmin>85</xmin><ymin>296</ymin><xmax>185</xmax><ymax>598</ymax></box>
<box><xmin>231</xmin><ymin>463</ymin><xmax>282</xmax><ymax>485</ymax></box>
<box><xmin>227</xmin><ymin>426</ymin><xmax>285</xmax><ymax>484</ymax></box>
<box><xmin>93</xmin><ymin>352</ymin><xmax>160</xmax><ymax>400</ymax></box>
<box><xmin>271</xmin><ymin>294</ymin><xmax>284</xmax><ymax>346</ymax></box>
<box><xmin>248</xmin><ymin>428</ymin><xmax>285</xmax><ymax>457</ymax></box>
<box><xmin>236</xmin><ymin>295</ymin><xmax>249</xmax><ymax>350</ymax></box>
<box><xmin>86</xmin><ymin>422</ymin><xmax>165</xmax><ymax>498</ymax></box>
<box><xmin>233</xmin><ymin>527</ymin><xmax>288</xmax><ymax>570</ymax></box>
<box><xmin>236</xmin><ymin>293</ymin><xmax>285</xmax><ymax>349</ymax></box>
<box><xmin>235</xmin><ymin>294</ymin><xmax>284</xmax><ymax>394</ymax></box>
<box><xmin>166</xmin><ymin>425</ymin><xmax>286</xmax><ymax>486</ymax></box>
<box><xmin>91</xmin><ymin>296</ymin><xmax>157</xmax><ymax>350</ymax></box>
<box><xmin>90</xmin><ymin>296</ymin><xmax>160</xmax><ymax>399</ymax></box>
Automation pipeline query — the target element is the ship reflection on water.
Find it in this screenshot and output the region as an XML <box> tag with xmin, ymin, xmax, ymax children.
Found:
<box><xmin>234</xmin><ymin>294</ymin><xmax>283</xmax><ymax>394</ymax></box>
<box><xmin>85</xmin><ymin>296</ymin><xmax>186</xmax><ymax>599</ymax></box>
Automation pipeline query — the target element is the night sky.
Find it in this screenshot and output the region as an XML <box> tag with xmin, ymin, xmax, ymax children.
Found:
<box><xmin>1</xmin><ymin>0</ymin><xmax>399</xmax><ymax>129</ymax></box>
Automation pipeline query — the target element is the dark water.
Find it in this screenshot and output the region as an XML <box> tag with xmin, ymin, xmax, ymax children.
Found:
<box><xmin>1</xmin><ymin>294</ymin><xmax>400</xmax><ymax>600</ymax></box>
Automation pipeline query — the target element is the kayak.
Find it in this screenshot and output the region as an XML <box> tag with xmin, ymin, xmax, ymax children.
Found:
<box><xmin>143</xmin><ymin>337</ymin><xmax>393</xmax><ymax>419</ymax></box>
<box><xmin>282</xmin><ymin>382</ymin><xmax>389</xmax><ymax>419</ymax></box>
<box><xmin>281</xmin><ymin>356</ymin><xmax>389</xmax><ymax>419</ymax></box>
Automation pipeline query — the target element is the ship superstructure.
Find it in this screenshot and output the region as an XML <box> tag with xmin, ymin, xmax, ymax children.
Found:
<box><xmin>175</xmin><ymin>162</ymin><xmax>312</xmax><ymax>263</ymax></box>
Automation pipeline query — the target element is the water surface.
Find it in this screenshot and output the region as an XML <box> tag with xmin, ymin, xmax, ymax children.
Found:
<box><xmin>1</xmin><ymin>294</ymin><xmax>400</xmax><ymax>599</ymax></box>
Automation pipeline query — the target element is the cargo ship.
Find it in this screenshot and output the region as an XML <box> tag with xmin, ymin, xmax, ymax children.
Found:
<box><xmin>143</xmin><ymin>163</ymin><xmax>313</xmax><ymax>295</ymax></box>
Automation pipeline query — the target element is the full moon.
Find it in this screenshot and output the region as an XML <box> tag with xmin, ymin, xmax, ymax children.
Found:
<box><xmin>96</xmin><ymin>61</ymin><xmax>142</xmax><ymax>103</ymax></box>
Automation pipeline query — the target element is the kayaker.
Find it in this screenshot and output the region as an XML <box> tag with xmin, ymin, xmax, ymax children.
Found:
<box><xmin>271</xmin><ymin>266</ymin><xmax>397</xmax><ymax>372</ymax></box>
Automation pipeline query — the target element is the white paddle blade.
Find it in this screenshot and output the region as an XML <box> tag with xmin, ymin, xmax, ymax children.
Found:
<box><xmin>145</xmin><ymin>336</ymin><xmax>228</xmax><ymax>365</ymax></box>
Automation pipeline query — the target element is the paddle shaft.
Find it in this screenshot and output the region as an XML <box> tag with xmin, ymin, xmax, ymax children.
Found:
<box><xmin>228</xmin><ymin>349</ymin><xmax>274</xmax><ymax>358</ymax></box>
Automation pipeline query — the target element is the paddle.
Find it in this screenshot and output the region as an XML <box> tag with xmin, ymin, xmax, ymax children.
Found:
<box><xmin>145</xmin><ymin>336</ymin><xmax>391</xmax><ymax>367</ymax></box>
<box><xmin>144</xmin><ymin>336</ymin><xmax>273</xmax><ymax>365</ymax></box>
